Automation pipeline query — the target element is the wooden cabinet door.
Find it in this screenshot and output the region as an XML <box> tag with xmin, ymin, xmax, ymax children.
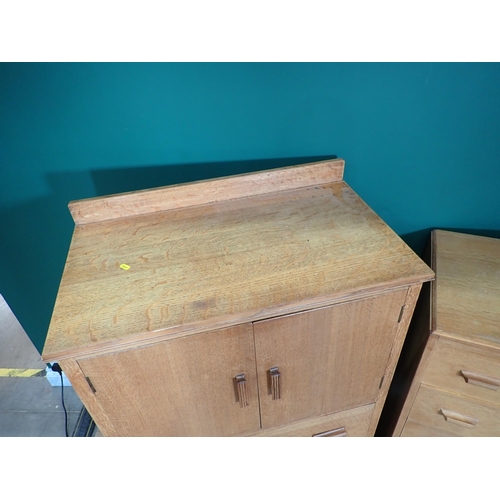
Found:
<box><xmin>254</xmin><ymin>289</ymin><xmax>408</xmax><ymax>429</ymax></box>
<box><xmin>78</xmin><ymin>324</ymin><xmax>260</xmax><ymax>436</ymax></box>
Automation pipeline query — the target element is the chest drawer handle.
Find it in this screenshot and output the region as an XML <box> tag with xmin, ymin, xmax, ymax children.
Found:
<box><xmin>270</xmin><ymin>367</ymin><xmax>281</xmax><ymax>400</ymax></box>
<box><xmin>460</xmin><ymin>370</ymin><xmax>500</xmax><ymax>391</ymax></box>
<box><xmin>235</xmin><ymin>374</ymin><xmax>248</xmax><ymax>408</ymax></box>
<box><xmin>439</xmin><ymin>409</ymin><xmax>479</xmax><ymax>428</ymax></box>
<box><xmin>312</xmin><ymin>426</ymin><xmax>348</xmax><ymax>437</ymax></box>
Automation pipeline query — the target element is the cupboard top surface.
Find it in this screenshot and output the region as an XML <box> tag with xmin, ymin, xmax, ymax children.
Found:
<box><xmin>432</xmin><ymin>230</ymin><xmax>500</xmax><ymax>349</ymax></box>
<box><xmin>42</xmin><ymin>160</ymin><xmax>433</xmax><ymax>360</ymax></box>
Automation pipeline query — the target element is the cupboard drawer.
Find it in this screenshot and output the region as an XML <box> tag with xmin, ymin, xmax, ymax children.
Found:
<box><xmin>422</xmin><ymin>337</ymin><xmax>500</xmax><ymax>406</ymax></box>
<box><xmin>249</xmin><ymin>403</ymin><xmax>374</xmax><ymax>437</ymax></box>
<box><xmin>402</xmin><ymin>385</ymin><xmax>500</xmax><ymax>437</ymax></box>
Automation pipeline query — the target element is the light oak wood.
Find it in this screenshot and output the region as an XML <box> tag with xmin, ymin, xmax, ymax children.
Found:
<box><xmin>58</xmin><ymin>358</ymin><xmax>118</xmax><ymax>437</ymax></box>
<box><xmin>69</xmin><ymin>159</ymin><xmax>345</xmax><ymax>225</ymax></box>
<box><xmin>388</xmin><ymin>230</ymin><xmax>500</xmax><ymax>437</ymax></box>
<box><xmin>399</xmin><ymin>421</ymin><xmax>455</xmax><ymax>437</ymax></box>
<box><xmin>433</xmin><ymin>230</ymin><xmax>500</xmax><ymax>350</ymax></box>
<box><xmin>254</xmin><ymin>289</ymin><xmax>407</xmax><ymax>429</ymax></box>
<box><xmin>390</xmin><ymin>333</ymin><xmax>439</xmax><ymax>436</ymax></box>
<box><xmin>77</xmin><ymin>324</ymin><xmax>260</xmax><ymax>437</ymax></box>
<box><xmin>248</xmin><ymin>404</ymin><xmax>374</xmax><ymax>437</ymax></box>
<box><xmin>366</xmin><ymin>282</ymin><xmax>422</xmax><ymax>436</ymax></box>
<box><xmin>378</xmin><ymin>233</ymin><xmax>437</xmax><ymax>436</ymax></box>
<box><xmin>422</xmin><ymin>337</ymin><xmax>500</xmax><ymax>405</ymax></box>
<box><xmin>44</xmin><ymin>179</ymin><xmax>432</xmax><ymax>362</ymax></box>
<box><xmin>376</xmin><ymin>251</ymin><xmax>434</xmax><ymax>436</ymax></box>
<box><xmin>461</xmin><ymin>370</ymin><xmax>500</xmax><ymax>391</ymax></box>
<box><xmin>439</xmin><ymin>408</ymin><xmax>479</xmax><ymax>428</ymax></box>
<box><xmin>402</xmin><ymin>385</ymin><xmax>500</xmax><ymax>437</ymax></box>
<box><xmin>41</xmin><ymin>159</ymin><xmax>433</xmax><ymax>436</ymax></box>
<box><xmin>312</xmin><ymin>427</ymin><xmax>348</xmax><ymax>437</ymax></box>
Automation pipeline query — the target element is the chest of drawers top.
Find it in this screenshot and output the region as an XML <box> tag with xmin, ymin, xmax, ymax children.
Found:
<box><xmin>432</xmin><ymin>230</ymin><xmax>500</xmax><ymax>350</ymax></box>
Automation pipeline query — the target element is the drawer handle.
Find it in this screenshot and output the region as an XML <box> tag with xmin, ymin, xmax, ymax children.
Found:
<box><xmin>460</xmin><ymin>370</ymin><xmax>500</xmax><ymax>391</ymax></box>
<box><xmin>439</xmin><ymin>409</ymin><xmax>479</xmax><ymax>428</ymax></box>
<box><xmin>235</xmin><ymin>374</ymin><xmax>248</xmax><ymax>408</ymax></box>
<box><xmin>270</xmin><ymin>367</ymin><xmax>281</xmax><ymax>400</ymax></box>
<box><xmin>313</xmin><ymin>426</ymin><xmax>348</xmax><ymax>437</ymax></box>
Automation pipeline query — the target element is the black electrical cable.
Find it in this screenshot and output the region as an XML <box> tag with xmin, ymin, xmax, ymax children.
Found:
<box><xmin>51</xmin><ymin>363</ymin><xmax>69</xmax><ymax>437</ymax></box>
<box><xmin>59</xmin><ymin>373</ymin><xmax>69</xmax><ymax>437</ymax></box>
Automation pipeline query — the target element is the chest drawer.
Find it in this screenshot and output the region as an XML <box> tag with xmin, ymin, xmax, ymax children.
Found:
<box><xmin>248</xmin><ymin>403</ymin><xmax>374</xmax><ymax>437</ymax></box>
<box><xmin>422</xmin><ymin>336</ymin><xmax>500</xmax><ymax>406</ymax></box>
<box><xmin>402</xmin><ymin>385</ymin><xmax>500</xmax><ymax>437</ymax></box>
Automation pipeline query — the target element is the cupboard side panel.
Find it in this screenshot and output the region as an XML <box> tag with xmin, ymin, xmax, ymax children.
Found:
<box><xmin>368</xmin><ymin>283</ymin><xmax>422</xmax><ymax>436</ymax></box>
<box><xmin>58</xmin><ymin>358</ymin><xmax>118</xmax><ymax>437</ymax></box>
<box><xmin>391</xmin><ymin>334</ymin><xmax>439</xmax><ymax>436</ymax></box>
<box><xmin>375</xmin><ymin>280</ymin><xmax>430</xmax><ymax>436</ymax></box>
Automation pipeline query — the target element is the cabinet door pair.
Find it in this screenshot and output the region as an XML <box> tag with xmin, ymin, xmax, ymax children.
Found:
<box><xmin>78</xmin><ymin>289</ymin><xmax>407</xmax><ymax>436</ymax></box>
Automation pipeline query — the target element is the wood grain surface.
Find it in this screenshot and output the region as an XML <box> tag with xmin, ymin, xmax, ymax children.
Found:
<box><xmin>77</xmin><ymin>324</ymin><xmax>260</xmax><ymax>437</ymax></box>
<box><xmin>366</xmin><ymin>282</ymin><xmax>422</xmax><ymax>436</ymax></box>
<box><xmin>254</xmin><ymin>288</ymin><xmax>407</xmax><ymax>429</ymax></box>
<box><xmin>422</xmin><ymin>336</ymin><xmax>500</xmax><ymax>407</ymax></box>
<box><xmin>390</xmin><ymin>230</ymin><xmax>500</xmax><ymax>437</ymax></box>
<box><xmin>43</xmin><ymin>174</ymin><xmax>433</xmax><ymax>361</ymax></box>
<box><xmin>401</xmin><ymin>384</ymin><xmax>500</xmax><ymax>437</ymax></box>
<box><xmin>391</xmin><ymin>334</ymin><xmax>439</xmax><ymax>437</ymax></box>
<box><xmin>69</xmin><ymin>159</ymin><xmax>345</xmax><ymax>225</ymax></box>
<box><xmin>247</xmin><ymin>404</ymin><xmax>374</xmax><ymax>437</ymax></box>
<box><xmin>433</xmin><ymin>230</ymin><xmax>500</xmax><ymax>349</ymax></box>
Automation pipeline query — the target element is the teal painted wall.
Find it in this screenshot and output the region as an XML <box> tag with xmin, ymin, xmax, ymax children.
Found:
<box><xmin>1</xmin><ymin>62</ymin><xmax>500</xmax><ymax>353</ymax></box>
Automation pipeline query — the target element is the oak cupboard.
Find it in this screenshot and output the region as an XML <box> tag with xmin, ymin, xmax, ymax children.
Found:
<box><xmin>41</xmin><ymin>159</ymin><xmax>433</xmax><ymax>436</ymax></box>
<box><xmin>380</xmin><ymin>230</ymin><xmax>500</xmax><ymax>437</ymax></box>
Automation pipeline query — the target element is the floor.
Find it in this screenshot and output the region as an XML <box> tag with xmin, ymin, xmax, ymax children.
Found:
<box><xmin>0</xmin><ymin>294</ymin><xmax>99</xmax><ymax>437</ymax></box>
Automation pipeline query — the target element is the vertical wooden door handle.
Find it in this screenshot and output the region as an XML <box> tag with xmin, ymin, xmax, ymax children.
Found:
<box><xmin>235</xmin><ymin>374</ymin><xmax>248</xmax><ymax>408</ymax></box>
<box><xmin>270</xmin><ymin>367</ymin><xmax>281</xmax><ymax>400</ymax></box>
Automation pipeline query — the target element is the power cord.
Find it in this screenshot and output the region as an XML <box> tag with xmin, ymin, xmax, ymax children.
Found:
<box><xmin>50</xmin><ymin>363</ymin><xmax>69</xmax><ymax>437</ymax></box>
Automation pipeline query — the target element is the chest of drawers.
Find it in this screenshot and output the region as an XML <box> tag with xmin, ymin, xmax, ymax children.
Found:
<box><xmin>384</xmin><ymin>230</ymin><xmax>500</xmax><ymax>437</ymax></box>
<box><xmin>41</xmin><ymin>159</ymin><xmax>433</xmax><ymax>436</ymax></box>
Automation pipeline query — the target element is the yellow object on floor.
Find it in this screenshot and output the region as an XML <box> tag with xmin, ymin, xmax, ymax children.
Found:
<box><xmin>0</xmin><ymin>368</ymin><xmax>45</xmax><ymax>377</ymax></box>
